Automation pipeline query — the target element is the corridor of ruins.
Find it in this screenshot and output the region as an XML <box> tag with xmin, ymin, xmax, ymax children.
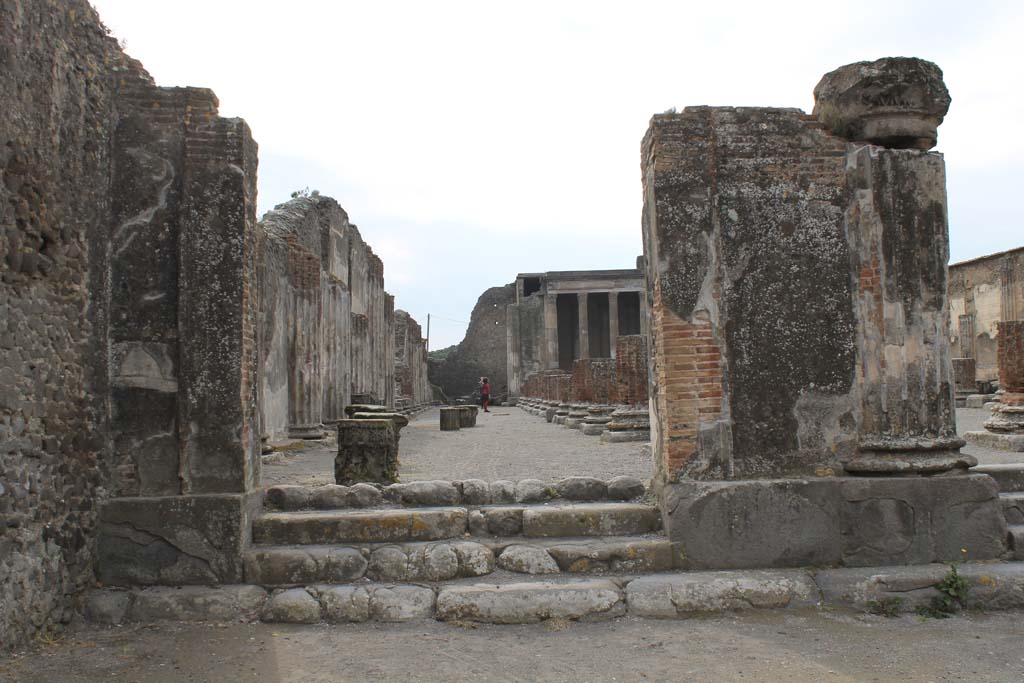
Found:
<box><xmin>5</xmin><ymin>0</ymin><xmax>1024</xmax><ymax>657</ymax></box>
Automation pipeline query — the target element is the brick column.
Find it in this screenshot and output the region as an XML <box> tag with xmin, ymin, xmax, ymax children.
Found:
<box><xmin>984</xmin><ymin>321</ymin><xmax>1024</xmax><ymax>434</ymax></box>
<box><xmin>578</xmin><ymin>292</ymin><xmax>590</xmax><ymax>360</ymax></box>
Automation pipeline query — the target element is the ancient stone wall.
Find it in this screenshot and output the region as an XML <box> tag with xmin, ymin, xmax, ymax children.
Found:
<box><xmin>394</xmin><ymin>309</ymin><xmax>431</xmax><ymax>406</ymax></box>
<box><xmin>430</xmin><ymin>284</ymin><xmax>515</xmax><ymax>399</ymax></box>
<box><xmin>948</xmin><ymin>247</ymin><xmax>1024</xmax><ymax>381</ymax></box>
<box><xmin>1</xmin><ymin>0</ymin><xmax>126</xmax><ymax>648</ymax></box>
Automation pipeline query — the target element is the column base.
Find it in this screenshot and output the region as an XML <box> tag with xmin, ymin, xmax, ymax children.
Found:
<box><xmin>659</xmin><ymin>474</ymin><xmax>1005</xmax><ymax>570</ymax></box>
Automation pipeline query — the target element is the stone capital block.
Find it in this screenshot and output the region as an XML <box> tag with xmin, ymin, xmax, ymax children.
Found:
<box><xmin>813</xmin><ymin>57</ymin><xmax>950</xmax><ymax>150</ymax></box>
<box><xmin>335</xmin><ymin>419</ymin><xmax>398</xmax><ymax>485</ymax></box>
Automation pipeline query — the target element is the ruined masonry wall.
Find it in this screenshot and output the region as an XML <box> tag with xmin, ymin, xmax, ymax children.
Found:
<box><xmin>394</xmin><ymin>310</ymin><xmax>432</xmax><ymax>405</ymax></box>
<box><xmin>948</xmin><ymin>248</ymin><xmax>1024</xmax><ymax>381</ymax></box>
<box><xmin>430</xmin><ymin>284</ymin><xmax>515</xmax><ymax>399</ymax></box>
<box><xmin>259</xmin><ymin>196</ymin><xmax>413</xmax><ymax>439</ymax></box>
<box><xmin>1</xmin><ymin>0</ymin><xmax>128</xmax><ymax>648</ymax></box>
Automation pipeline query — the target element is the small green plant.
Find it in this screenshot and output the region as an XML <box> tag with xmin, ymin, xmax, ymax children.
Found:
<box><xmin>915</xmin><ymin>563</ymin><xmax>969</xmax><ymax>619</ymax></box>
<box><xmin>866</xmin><ymin>596</ymin><xmax>904</xmax><ymax>617</ymax></box>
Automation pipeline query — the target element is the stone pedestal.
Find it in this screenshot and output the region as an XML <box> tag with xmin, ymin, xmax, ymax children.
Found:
<box><xmin>565</xmin><ymin>404</ymin><xmax>590</xmax><ymax>429</ymax></box>
<box><xmin>458</xmin><ymin>405</ymin><xmax>479</xmax><ymax>428</ymax></box>
<box><xmin>581</xmin><ymin>406</ymin><xmax>616</xmax><ymax>436</ymax></box>
<box><xmin>966</xmin><ymin>321</ymin><xmax>1024</xmax><ymax>452</ymax></box>
<box><xmin>335</xmin><ymin>419</ymin><xmax>398</xmax><ymax>485</ymax></box>
<box><xmin>952</xmin><ymin>358</ymin><xmax>977</xmax><ymax>407</ymax></box>
<box><xmin>554</xmin><ymin>403</ymin><xmax>571</xmax><ymax>425</ymax></box>
<box><xmin>600</xmin><ymin>408</ymin><xmax>650</xmax><ymax>443</ymax></box>
<box><xmin>440</xmin><ymin>408</ymin><xmax>461</xmax><ymax>431</ymax></box>
<box><xmin>352</xmin><ymin>411</ymin><xmax>410</xmax><ymax>451</ymax></box>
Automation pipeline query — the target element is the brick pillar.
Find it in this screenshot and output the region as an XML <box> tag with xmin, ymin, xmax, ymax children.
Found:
<box><xmin>984</xmin><ymin>321</ymin><xmax>1024</xmax><ymax>434</ymax></box>
<box><xmin>609</xmin><ymin>292</ymin><xmax>620</xmax><ymax>358</ymax></box>
<box><xmin>578</xmin><ymin>292</ymin><xmax>590</xmax><ymax>360</ymax></box>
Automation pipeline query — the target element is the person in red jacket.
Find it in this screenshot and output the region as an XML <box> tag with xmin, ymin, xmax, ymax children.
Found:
<box><xmin>480</xmin><ymin>377</ymin><xmax>491</xmax><ymax>413</ymax></box>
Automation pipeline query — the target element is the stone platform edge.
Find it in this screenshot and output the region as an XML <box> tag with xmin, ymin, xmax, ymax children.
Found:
<box><xmin>85</xmin><ymin>561</ymin><xmax>1024</xmax><ymax>625</ymax></box>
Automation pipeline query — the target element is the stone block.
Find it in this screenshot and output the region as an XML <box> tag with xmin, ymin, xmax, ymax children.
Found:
<box><xmin>973</xmin><ymin>464</ymin><xmax>1024</xmax><ymax>493</ymax></box>
<box><xmin>515</xmin><ymin>479</ymin><xmax>552</xmax><ymax>503</ymax></box>
<box><xmin>243</xmin><ymin>546</ymin><xmax>368</xmax><ymax>586</ymax></box>
<box><xmin>451</xmin><ymin>542</ymin><xmax>496</xmax><ymax>577</ymax></box>
<box><xmin>315</xmin><ymin>585</ymin><xmax>371</xmax><ymax>623</ymax></box>
<box><xmin>626</xmin><ymin>571</ymin><xmax>818</xmax><ymax>617</ymax></box>
<box><xmin>252</xmin><ymin>508</ymin><xmax>468</xmax><ymax>545</ymax></box>
<box><xmin>964</xmin><ymin>431</ymin><xmax>1024</xmax><ymax>452</ymax></box>
<box><xmin>265</xmin><ymin>485</ymin><xmax>313</xmax><ymax>511</ymax></box>
<box><xmin>84</xmin><ymin>590</ymin><xmax>134</xmax><ymax>625</ymax></box>
<box><xmin>436</xmin><ymin>580</ymin><xmax>624</xmax><ymax>624</ymax></box>
<box><xmin>387</xmin><ymin>480</ymin><xmax>460</xmax><ymax>506</ymax></box>
<box><xmin>545</xmin><ymin>539</ymin><xmax>677</xmax><ymax>574</ymax></box>
<box><xmin>369</xmin><ymin>586</ymin><xmax>435</xmax><ymax>622</ymax></box>
<box><xmin>483</xmin><ymin>507</ymin><xmax>524</xmax><ymax>536</ymax></box>
<box><xmin>606</xmin><ymin>476</ymin><xmax>646</xmax><ymax>500</ymax></box>
<box><xmin>335</xmin><ymin>419</ymin><xmax>397</xmax><ymax>485</ymax></box>
<box><xmin>98</xmin><ymin>493</ymin><xmax>258</xmax><ymax>585</ymax></box>
<box><xmin>521</xmin><ymin>503</ymin><xmax>661</xmax><ymax>537</ymax></box>
<box><xmin>489</xmin><ymin>480</ymin><xmax>516</xmax><ymax>504</ymax></box>
<box><xmin>496</xmin><ymin>545</ymin><xmax>561</xmax><ymax>575</ymax></box>
<box><xmin>131</xmin><ymin>585</ymin><xmax>267</xmax><ymax>622</ymax></box>
<box><xmin>556</xmin><ymin>477</ymin><xmax>608</xmax><ymax>501</ymax></box>
<box><xmin>457</xmin><ymin>479</ymin><xmax>490</xmax><ymax>505</ymax></box>
<box><xmin>600</xmin><ymin>430</ymin><xmax>650</xmax><ymax>444</ymax></box>
<box><xmin>660</xmin><ymin>474</ymin><xmax>1006</xmax><ymax>570</ymax></box>
<box><xmin>262</xmin><ymin>588</ymin><xmax>322</xmax><ymax>623</ymax></box>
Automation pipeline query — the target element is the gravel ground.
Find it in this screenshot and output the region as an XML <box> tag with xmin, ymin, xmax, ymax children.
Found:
<box><xmin>3</xmin><ymin>609</ymin><xmax>1023</xmax><ymax>682</ymax></box>
<box><xmin>263</xmin><ymin>407</ymin><xmax>651</xmax><ymax>487</ymax></box>
<box><xmin>262</xmin><ymin>406</ymin><xmax>1022</xmax><ymax>488</ymax></box>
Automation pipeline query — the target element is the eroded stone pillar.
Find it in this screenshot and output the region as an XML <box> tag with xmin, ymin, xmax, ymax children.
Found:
<box><xmin>335</xmin><ymin>419</ymin><xmax>397</xmax><ymax>485</ymax></box>
<box><xmin>966</xmin><ymin>321</ymin><xmax>1024</xmax><ymax>451</ymax></box>
<box><xmin>842</xmin><ymin>145</ymin><xmax>972</xmax><ymax>474</ymax></box>
<box><xmin>544</xmin><ymin>293</ymin><xmax>559</xmax><ymax>369</ymax></box>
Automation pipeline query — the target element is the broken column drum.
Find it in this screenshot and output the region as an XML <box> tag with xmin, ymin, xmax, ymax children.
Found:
<box><xmin>458</xmin><ymin>405</ymin><xmax>479</xmax><ymax>428</ymax></box>
<box><xmin>641</xmin><ymin>57</ymin><xmax>1005</xmax><ymax>570</ymax></box>
<box><xmin>440</xmin><ymin>407</ymin><xmax>462</xmax><ymax>431</ymax></box>
<box><xmin>335</xmin><ymin>419</ymin><xmax>398</xmax><ymax>485</ymax></box>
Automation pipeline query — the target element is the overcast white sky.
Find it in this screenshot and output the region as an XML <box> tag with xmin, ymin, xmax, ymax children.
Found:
<box><xmin>91</xmin><ymin>0</ymin><xmax>1023</xmax><ymax>349</ymax></box>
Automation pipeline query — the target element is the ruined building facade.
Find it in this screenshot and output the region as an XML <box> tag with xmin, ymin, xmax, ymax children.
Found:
<box><xmin>949</xmin><ymin>247</ymin><xmax>1024</xmax><ymax>382</ymax></box>
<box><xmin>508</xmin><ymin>269</ymin><xmax>650</xmax><ymax>405</ymax></box>
<box><xmin>0</xmin><ymin>0</ymin><xmax>425</xmax><ymax>648</ymax></box>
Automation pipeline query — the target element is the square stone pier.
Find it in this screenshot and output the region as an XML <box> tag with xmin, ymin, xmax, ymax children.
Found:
<box><xmin>641</xmin><ymin>57</ymin><xmax>1006</xmax><ymax>570</ymax></box>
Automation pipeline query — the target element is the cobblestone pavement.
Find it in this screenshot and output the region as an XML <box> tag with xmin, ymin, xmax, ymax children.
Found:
<box><xmin>262</xmin><ymin>406</ymin><xmax>1021</xmax><ymax>488</ymax></box>
<box><xmin>262</xmin><ymin>407</ymin><xmax>651</xmax><ymax>487</ymax></box>
<box><xmin>3</xmin><ymin>609</ymin><xmax>1024</xmax><ymax>682</ymax></box>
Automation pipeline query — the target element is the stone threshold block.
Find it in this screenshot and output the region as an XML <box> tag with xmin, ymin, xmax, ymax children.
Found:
<box><xmin>97</xmin><ymin>492</ymin><xmax>261</xmax><ymax>586</ymax></box>
<box><xmin>964</xmin><ymin>431</ymin><xmax>1024</xmax><ymax>452</ymax></box>
<box><xmin>660</xmin><ymin>474</ymin><xmax>1006</xmax><ymax>570</ymax></box>
<box><xmin>600</xmin><ymin>430</ymin><xmax>650</xmax><ymax>444</ymax></box>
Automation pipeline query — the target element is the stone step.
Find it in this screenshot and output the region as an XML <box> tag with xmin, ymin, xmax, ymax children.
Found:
<box><xmin>999</xmin><ymin>493</ymin><xmax>1024</xmax><ymax>525</ymax></box>
<box><xmin>253</xmin><ymin>503</ymin><xmax>661</xmax><ymax>546</ymax></box>
<box><xmin>264</xmin><ymin>476</ymin><xmax>648</xmax><ymax>512</ymax></box>
<box><xmin>243</xmin><ymin>536</ymin><xmax>678</xmax><ymax>586</ymax></box>
<box><xmin>974</xmin><ymin>464</ymin><xmax>1024</xmax><ymax>493</ymax></box>
<box><xmin>1008</xmin><ymin>526</ymin><xmax>1024</xmax><ymax>561</ymax></box>
<box><xmin>86</xmin><ymin>561</ymin><xmax>1024</xmax><ymax>626</ymax></box>
<box><xmin>252</xmin><ymin>507</ymin><xmax>468</xmax><ymax>545</ymax></box>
